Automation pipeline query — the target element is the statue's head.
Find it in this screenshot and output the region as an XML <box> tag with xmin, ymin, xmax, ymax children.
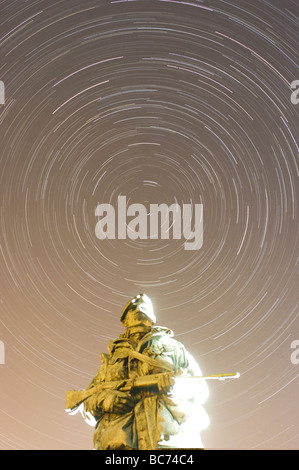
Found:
<box><xmin>120</xmin><ymin>294</ymin><xmax>156</xmax><ymax>327</ymax></box>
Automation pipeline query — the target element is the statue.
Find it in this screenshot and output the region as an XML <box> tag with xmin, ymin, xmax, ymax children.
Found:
<box><xmin>66</xmin><ymin>294</ymin><xmax>237</xmax><ymax>450</ymax></box>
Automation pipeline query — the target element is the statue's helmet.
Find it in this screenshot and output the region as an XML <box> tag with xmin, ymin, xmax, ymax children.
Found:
<box><xmin>120</xmin><ymin>293</ymin><xmax>156</xmax><ymax>324</ymax></box>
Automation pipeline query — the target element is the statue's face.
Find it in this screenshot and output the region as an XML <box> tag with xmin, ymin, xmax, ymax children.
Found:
<box><xmin>122</xmin><ymin>306</ymin><xmax>153</xmax><ymax>329</ymax></box>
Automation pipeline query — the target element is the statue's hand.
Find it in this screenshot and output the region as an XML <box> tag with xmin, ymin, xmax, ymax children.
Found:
<box><xmin>157</xmin><ymin>373</ymin><xmax>175</xmax><ymax>392</ymax></box>
<box><xmin>84</xmin><ymin>392</ymin><xmax>103</xmax><ymax>414</ymax></box>
<box><xmin>101</xmin><ymin>390</ymin><xmax>136</xmax><ymax>414</ymax></box>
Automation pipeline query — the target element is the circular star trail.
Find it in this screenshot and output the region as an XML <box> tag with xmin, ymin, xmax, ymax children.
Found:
<box><xmin>0</xmin><ymin>0</ymin><xmax>298</xmax><ymax>449</ymax></box>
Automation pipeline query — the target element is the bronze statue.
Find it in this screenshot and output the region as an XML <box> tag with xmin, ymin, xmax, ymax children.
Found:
<box><xmin>66</xmin><ymin>294</ymin><xmax>237</xmax><ymax>450</ymax></box>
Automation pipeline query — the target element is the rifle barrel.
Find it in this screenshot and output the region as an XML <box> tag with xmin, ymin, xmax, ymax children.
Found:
<box><xmin>185</xmin><ymin>372</ymin><xmax>240</xmax><ymax>380</ymax></box>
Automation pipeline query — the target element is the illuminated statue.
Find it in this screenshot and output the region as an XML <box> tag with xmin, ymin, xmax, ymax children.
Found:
<box><xmin>66</xmin><ymin>294</ymin><xmax>211</xmax><ymax>450</ymax></box>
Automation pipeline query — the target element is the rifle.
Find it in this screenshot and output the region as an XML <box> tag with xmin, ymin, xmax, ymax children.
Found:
<box><xmin>65</xmin><ymin>371</ymin><xmax>240</xmax><ymax>412</ymax></box>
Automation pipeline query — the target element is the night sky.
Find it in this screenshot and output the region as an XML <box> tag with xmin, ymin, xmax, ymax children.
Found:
<box><xmin>0</xmin><ymin>0</ymin><xmax>298</xmax><ymax>450</ymax></box>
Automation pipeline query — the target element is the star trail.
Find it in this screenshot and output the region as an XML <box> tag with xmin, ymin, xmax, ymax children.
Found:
<box><xmin>0</xmin><ymin>0</ymin><xmax>298</xmax><ymax>450</ymax></box>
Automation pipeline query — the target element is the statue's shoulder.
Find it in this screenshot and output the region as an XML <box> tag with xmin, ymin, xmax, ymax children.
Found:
<box><xmin>107</xmin><ymin>333</ymin><xmax>127</xmax><ymax>349</ymax></box>
<box><xmin>141</xmin><ymin>326</ymin><xmax>178</xmax><ymax>350</ymax></box>
<box><xmin>150</xmin><ymin>325</ymin><xmax>174</xmax><ymax>337</ymax></box>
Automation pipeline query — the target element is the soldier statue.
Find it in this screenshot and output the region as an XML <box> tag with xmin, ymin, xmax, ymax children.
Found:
<box><xmin>66</xmin><ymin>294</ymin><xmax>210</xmax><ymax>450</ymax></box>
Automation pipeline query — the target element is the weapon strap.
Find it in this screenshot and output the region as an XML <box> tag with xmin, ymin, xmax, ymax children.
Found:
<box><xmin>128</xmin><ymin>349</ymin><xmax>174</xmax><ymax>372</ymax></box>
